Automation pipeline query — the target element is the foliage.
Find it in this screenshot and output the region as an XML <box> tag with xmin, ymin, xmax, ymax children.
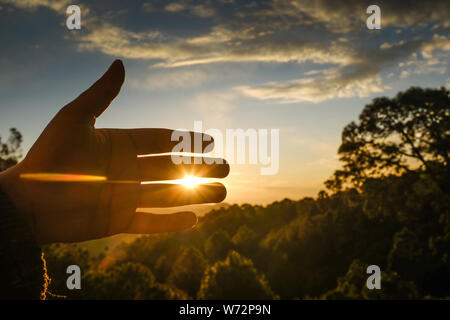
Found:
<box><xmin>15</xmin><ymin>87</ymin><xmax>450</xmax><ymax>299</ymax></box>
<box><xmin>198</xmin><ymin>251</ymin><xmax>277</xmax><ymax>299</ymax></box>
<box><xmin>204</xmin><ymin>230</ymin><xmax>233</xmax><ymax>261</ymax></box>
<box><xmin>0</xmin><ymin>128</ymin><xmax>22</xmax><ymax>171</ymax></box>
<box><xmin>326</xmin><ymin>87</ymin><xmax>450</xmax><ymax>190</ymax></box>
<box><xmin>41</xmin><ymin>162</ymin><xmax>450</xmax><ymax>299</ymax></box>
<box><xmin>168</xmin><ymin>247</ymin><xmax>207</xmax><ymax>298</ymax></box>
<box><xmin>323</xmin><ymin>259</ymin><xmax>419</xmax><ymax>299</ymax></box>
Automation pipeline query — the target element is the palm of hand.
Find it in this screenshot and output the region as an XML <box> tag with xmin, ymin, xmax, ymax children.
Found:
<box><xmin>2</xmin><ymin>60</ymin><xmax>228</xmax><ymax>244</ymax></box>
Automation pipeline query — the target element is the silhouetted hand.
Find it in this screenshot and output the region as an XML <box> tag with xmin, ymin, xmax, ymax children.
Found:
<box><xmin>0</xmin><ymin>60</ymin><xmax>229</xmax><ymax>244</ymax></box>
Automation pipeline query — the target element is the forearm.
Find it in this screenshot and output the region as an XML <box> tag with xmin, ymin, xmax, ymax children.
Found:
<box><xmin>0</xmin><ymin>172</ymin><xmax>46</xmax><ymax>299</ymax></box>
<box><xmin>0</xmin><ymin>165</ymin><xmax>35</xmax><ymax>233</ymax></box>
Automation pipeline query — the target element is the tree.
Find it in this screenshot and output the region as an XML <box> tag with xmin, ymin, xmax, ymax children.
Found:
<box><xmin>43</xmin><ymin>243</ymin><xmax>92</xmax><ymax>298</ymax></box>
<box><xmin>80</xmin><ymin>262</ymin><xmax>155</xmax><ymax>299</ymax></box>
<box><xmin>231</xmin><ymin>225</ymin><xmax>259</xmax><ymax>257</ymax></box>
<box><xmin>154</xmin><ymin>255</ymin><xmax>171</xmax><ymax>282</ymax></box>
<box><xmin>323</xmin><ymin>259</ymin><xmax>419</xmax><ymax>300</ymax></box>
<box><xmin>326</xmin><ymin>87</ymin><xmax>450</xmax><ymax>190</ymax></box>
<box><xmin>0</xmin><ymin>128</ymin><xmax>22</xmax><ymax>171</ymax></box>
<box><xmin>198</xmin><ymin>251</ymin><xmax>277</xmax><ymax>299</ymax></box>
<box><xmin>204</xmin><ymin>230</ymin><xmax>233</xmax><ymax>261</ymax></box>
<box><xmin>81</xmin><ymin>262</ymin><xmax>187</xmax><ymax>299</ymax></box>
<box><xmin>388</xmin><ymin>228</ymin><xmax>424</xmax><ymax>279</ymax></box>
<box><xmin>168</xmin><ymin>247</ymin><xmax>208</xmax><ymax>298</ymax></box>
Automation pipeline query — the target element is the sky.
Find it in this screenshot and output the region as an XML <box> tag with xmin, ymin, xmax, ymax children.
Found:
<box><xmin>0</xmin><ymin>0</ymin><xmax>449</xmax><ymax>205</ymax></box>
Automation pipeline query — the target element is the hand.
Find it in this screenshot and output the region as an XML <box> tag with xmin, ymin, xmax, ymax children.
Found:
<box><xmin>0</xmin><ymin>60</ymin><xmax>229</xmax><ymax>244</ymax></box>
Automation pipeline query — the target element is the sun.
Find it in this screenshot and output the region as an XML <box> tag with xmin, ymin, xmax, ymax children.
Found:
<box><xmin>181</xmin><ymin>175</ymin><xmax>201</xmax><ymax>188</ymax></box>
<box><xmin>179</xmin><ymin>175</ymin><xmax>209</xmax><ymax>188</ymax></box>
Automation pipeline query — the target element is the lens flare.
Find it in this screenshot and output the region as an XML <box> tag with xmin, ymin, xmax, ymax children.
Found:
<box><xmin>20</xmin><ymin>173</ymin><xmax>107</xmax><ymax>182</ymax></box>
<box><xmin>141</xmin><ymin>176</ymin><xmax>211</xmax><ymax>188</ymax></box>
<box><xmin>20</xmin><ymin>173</ymin><xmax>213</xmax><ymax>186</ymax></box>
<box><xmin>19</xmin><ymin>173</ymin><xmax>138</xmax><ymax>184</ymax></box>
<box><xmin>181</xmin><ymin>175</ymin><xmax>201</xmax><ymax>188</ymax></box>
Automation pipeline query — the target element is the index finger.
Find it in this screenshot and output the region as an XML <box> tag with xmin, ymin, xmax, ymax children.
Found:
<box><xmin>105</xmin><ymin>128</ymin><xmax>215</xmax><ymax>155</ymax></box>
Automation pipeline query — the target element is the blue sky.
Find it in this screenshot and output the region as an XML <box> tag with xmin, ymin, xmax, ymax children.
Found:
<box><xmin>0</xmin><ymin>0</ymin><xmax>449</xmax><ymax>204</ymax></box>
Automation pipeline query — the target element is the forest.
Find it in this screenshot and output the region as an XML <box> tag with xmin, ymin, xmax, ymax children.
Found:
<box><xmin>1</xmin><ymin>86</ymin><xmax>449</xmax><ymax>299</ymax></box>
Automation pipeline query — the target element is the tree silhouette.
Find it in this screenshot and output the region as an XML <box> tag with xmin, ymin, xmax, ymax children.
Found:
<box><xmin>168</xmin><ymin>247</ymin><xmax>207</xmax><ymax>298</ymax></box>
<box><xmin>8</xmin><ymin>86</ymin><xmax>450</xmax><ymax>299</ymax></box>
<box><xmin>326</xmin><ymin>87</ymin><xmax>450</xmax><ymax>190</ymax></box>
<box><xmin>198</xmin><ymin>251</ymin><xmax>277</xmax><ymax>299</ymax></box>
<box><xmin>231</xmin><ymin>225</ymin><xmax>258</xmax><ymax>257</ymax></box>
<box><xmin>323</xmin><ymin>259</ymin><xmax>419</xmax><ymax>299</ymax></box>
<box><xmin>0</xmin><ymin>128</ymin><xmax>22</xmax><ymax>171</ymax></box>
<box><xmin>204</xmin><ymin>230</ymin><xmax>233</xmax><ymax>261</ymax></box>
<box><xmin>43</xmin><ymin>243</ymin><xmax>92</xmax><ymax>298</ymax></box>
<box><xmin>80</xmin><ymin>262</ymin><xmax>187</xmax><ymax>299</ymax></box>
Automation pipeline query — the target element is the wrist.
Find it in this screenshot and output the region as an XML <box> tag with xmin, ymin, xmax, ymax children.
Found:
<box><xmin>0</xmin><ymin>164</ymin><xmax>35</xmax><ymax>235</ymax></box>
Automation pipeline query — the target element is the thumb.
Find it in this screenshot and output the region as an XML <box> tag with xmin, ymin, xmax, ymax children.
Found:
<box><xmin>64</xmin><ymin>59</ymin><xmax>125</xmax><ymax>123</ymax></box>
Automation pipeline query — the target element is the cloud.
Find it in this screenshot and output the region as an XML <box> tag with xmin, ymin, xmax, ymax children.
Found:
<box><xmin>77</xmin><ymin>24</ymin><xmax>166</xmax><ymax>59</ymax></box>
<box><xmin>6</xmin><ymin>0</ymin><xmax>449</xmax><ymax>104</ymax></box>
<box><xmin>142</xmin><ymin>2</ymin><xmax>155</xmax><ymax>12</ymax></box>
<box><xmin>129</xmin><ymin>69</ymin><xmax>211</xmax><ymax>90</ymax></box>
<box><xmin>398</xmin><ymin>57</ymin><xmax>447</xmax><ymax>80</ymax></box>
<box><xmin>421</xmin><ymin>34</ymin><xmax>450</xmax><ymax>58</ymax></box>
<box><xmin>390</xmin><ymin>35</ymin><xmax>450</xmax><ymax>79</ymax></box>
<box><xmin>186</xmin><ymin>91</ymin><xmax>237</xmax><ymax>126</ymax></box>
<box><xmin>165</xmin><ymin>2</ymin><xmax>187</xmax><ymax>13</ymax></box>
<box><xmin>190</xmin><ymin>4</ymin><xmax>215</xmax><ymax>18</ymax></box>
<box><xmin>257</xmin><ymin>0</ymin><xmax>450</xmax><ymax>32</ymax></box>
<box><xmin>0</xmin><ymin>0</ymin><xmax>71</xmax><ymax>11</ymax></box>
<box><xmin>237</xmin><ymin>35</ymin><xmax>450</xmax><ymax>103</ymax></box>
<box><xmin>237</xmin><ymin>67</ymin><xmax>387</xmax><ymax>103</ymax></box>
<box><xmin>77</xmin><ymin>23</ymin><xmax>354</xmax><ymax>67</ymax></box>
<box><xmin>75</xmin><ymin>18</ymin><xmax>449</xmax><ymax>103</ymax></box>
<box><xmin>164</xmin><ymin>1</ymin><xmax>215</xmax><ymax>18</ymax></box>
